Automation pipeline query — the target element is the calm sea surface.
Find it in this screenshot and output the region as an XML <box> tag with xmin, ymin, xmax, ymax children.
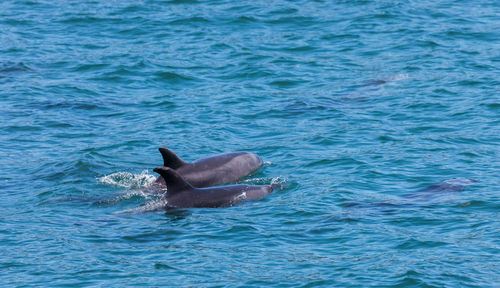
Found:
<box><xmin>1</xmin><ymin>0</ymin><xmax>499</xmax><ymax>287</ymax></box>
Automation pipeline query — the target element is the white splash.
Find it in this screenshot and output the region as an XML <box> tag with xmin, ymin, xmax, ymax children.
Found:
<box><xmin>271</xmin><ymin>175</ymin><xmax>286</xmax><ymax>186</ymax></box>
<box><xmin>242</xmin><ymin>177</ymin><xmax>268</xmax><ymax>183</ymax></box>
<box><xmin>98</xmin><ymin>170</ymin><xmax>156</xmax><ymax>189</ymax></box>
<box><xmin>242</xmin><ymin>175</ymin><xmax>287</xmax><ymax>190</ymax></box>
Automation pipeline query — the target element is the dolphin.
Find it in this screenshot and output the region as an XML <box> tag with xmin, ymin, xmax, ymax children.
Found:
<box><xmin>402</xmin><ymin>178</ymin><xmax>478</xmax><ymax>200</ymax></box>
<box><xmin>154</xmin><ymin>147</ymin><xmax>263</xmax><ymax>188</ymax></box>
<box><xmin>341</xmin><ymin>178</ymin><xmax>478</xmax><ymax>209</ymax></box>
<box><xmin>153</xmin><ymin>167</ymin><xmax>273</xmax><ymax>208</ymax></box>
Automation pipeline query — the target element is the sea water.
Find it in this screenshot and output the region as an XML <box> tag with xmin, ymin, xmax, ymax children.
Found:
<box><xmin>1</xmin><ymin>0</ymin><xmax>499</xmax><ymax>287</ymax></box>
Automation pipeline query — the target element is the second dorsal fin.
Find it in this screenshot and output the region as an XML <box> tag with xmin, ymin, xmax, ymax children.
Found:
<box><xmin>153</xmin><ymin>167</ymin><xmax>193</xmax><ymax>195</ymax></box>
<box><xmin>158</xmin><ymin>147</ymin><xmax>186</xmax><ymax>169</ymax></box>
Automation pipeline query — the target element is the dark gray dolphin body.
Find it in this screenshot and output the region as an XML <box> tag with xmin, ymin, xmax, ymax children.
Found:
<box><xmin>154</xmin><ymin>147</ymin><xmax>263</xmax><ymax>188</ymax></box>
<box><xmin>153</xmin><ymin>167</ymin><xmax>273</xmax><ymax>208</ymax></box>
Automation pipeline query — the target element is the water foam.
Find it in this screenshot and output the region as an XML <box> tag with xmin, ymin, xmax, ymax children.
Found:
<box><xmin>98</xmin><ymin>170</ymin><xmax>156</xmax><ymax>189</ymax></box>
<box><xmin>242</xmin><ymin>175</ymin><xmax>287</xmax><ymax>190</ymax></box>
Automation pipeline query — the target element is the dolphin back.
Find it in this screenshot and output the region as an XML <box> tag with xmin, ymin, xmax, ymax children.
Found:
<box><xmin>159</xmin><ymin>147</ymin><xmax>186</xmax><ymax>169</ymax></box>
<box><xmin>153</xmin><ymin>167</ymin><xmax>193</xmax><ymax>196</ymax></box>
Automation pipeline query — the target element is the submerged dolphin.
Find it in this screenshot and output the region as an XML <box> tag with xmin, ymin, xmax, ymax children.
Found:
<box><xmin>154</xmin><ymin>147</ymin><xmax>263</xmax><ymax>188</ymax></box>
<box><xmin>403</xmin><ymin>178</ymin><xmax>478</xmax><ymax>200</ymax></box>
<box><xmin>342</xmin><ymin>178</ymin><xmax>478</xmax><ymax>209</ymax></box>
<box><xmin>153</xmin><ymin>167</ymin><xmax>273</xmax><ymax>208</ymax></box>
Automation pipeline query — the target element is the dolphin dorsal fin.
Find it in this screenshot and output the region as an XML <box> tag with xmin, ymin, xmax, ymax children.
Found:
<box><xmin>158</xmin><ymin>147</ymin><xmax>186</xmax><ymax>169</ymax></box>
<box><xmin>153</xmin><ymin>167</ymin><xmax>193</xmax><ymax>195</ymax></box>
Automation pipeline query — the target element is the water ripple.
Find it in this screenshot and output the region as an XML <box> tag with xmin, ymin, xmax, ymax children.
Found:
<box><xmin>1</xmin><ymin>0</ymin><xmax>498</xmax><ymax>287</ymax></box>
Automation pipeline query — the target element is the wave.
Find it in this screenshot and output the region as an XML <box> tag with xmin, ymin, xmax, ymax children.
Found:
<box><xmin>242</xmin><ymin>175</ymin><xmax>287</xmax><ymax>191</ymax></box>
<box><xmin>98</xmin><ymin>170</ymin><xmax>157</xmax><ymax>189</ymax></box>
<box><xmin>115</xmin><ymin>198</ymin><xmax>167</xmax><ymax>214</ymax></box>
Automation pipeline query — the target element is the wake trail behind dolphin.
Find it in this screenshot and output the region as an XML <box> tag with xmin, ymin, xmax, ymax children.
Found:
<box><xmin>98</xmin><ymin>170</ymin><xmax>157</xmax><ymax>189</ymax></box>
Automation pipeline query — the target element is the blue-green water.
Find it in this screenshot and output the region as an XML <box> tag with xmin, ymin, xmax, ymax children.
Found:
<box><xmin>1</xmin><ymin>0</ymin><xmax>499</xmax><ymax>286</ymax></box>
